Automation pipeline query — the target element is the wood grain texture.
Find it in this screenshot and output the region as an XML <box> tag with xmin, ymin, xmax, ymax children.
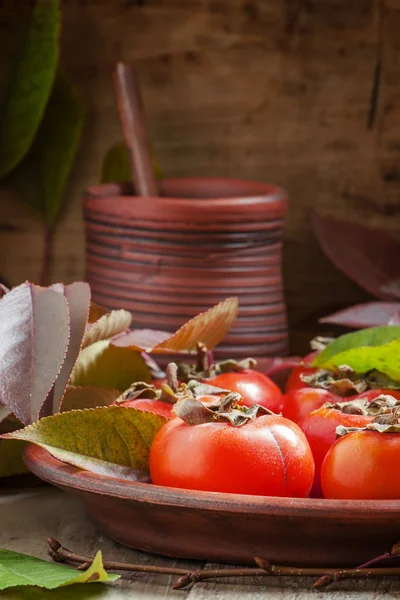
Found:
<box><xmin>1</xmin><ymin>486</ymin><xmax>400</xmax><ymax>598</ymax></box>
<box><xmin>1</xmin><ymin>0</ymin><xmax>400</xmax><ymax>350</ymax></box>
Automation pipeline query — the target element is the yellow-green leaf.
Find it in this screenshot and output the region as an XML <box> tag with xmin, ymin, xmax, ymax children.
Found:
<box><xmin>313</xmin><ymin>326</ymin><xmax>400</xmax><ymax>368</ymax></box>
<box><xmin>317</xmin><ymin>338</ymin><xmax>400</xmax><ymax>380</ymax></box>
<box><xmin>82</xmin><ymin>309</ymin><xmax>132</xmax><ymax>349</ymax></box>
<box><xmin>112</xmin><ymin>297</ymin><xmax>239</xmax><ymax>353</ymax></box>
<box><xmin>70</xmin><ymin>340</ymin><xmax>151</xmax><ymax>390</ymax></box>
<box><xmin>7</xmin><ymin>68</ymin><xmax>84</xmax><ymax>224</ymax></box>
<box><xmin>0</xmin><ymin>548</ymin><xmax>118</xmax><ymax>590</ymax></box>
<box><xmin>100</xmin><ymin>140</ymin><xmax>162</xmax><ymax>183</ymax></box>
<box><xmin>0</xmin><ymin>0</ymin><xmax>59</xmax><ymax>177</ymax></box>
<box><xmin>4</xmin><ymin>406</ymin><xmax>166</xmax><ymax>480</ymax></box>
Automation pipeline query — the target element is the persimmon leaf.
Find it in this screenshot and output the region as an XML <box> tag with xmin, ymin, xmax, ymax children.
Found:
<box><xmin>0</xmin><ymin>283</ymin><xmax>69</xmax><ymax>424</ymax></box>
<box><xmin>50</xmin><ymin>282</ymin><xmax>91</xmax><ymax>413</ymax></box>
<box><xmin>316</xmin><ymin>339</ymin><xmax>400</xmax><ymax>380</ymax></box>
<box><xmin>101</xmin><ymin>140</ymin><xmax>162</xmax><ymax>183</ymax></box>
<box><xmin>4</xmin><ymin>406</ymin><xmax>166</xmax><ymax>480</ymax></box>
<box><xmin>70</xmin><ymin>340</ymin><xmax>151</xmax><ymax>390</ymax></box>
<box><xmin>0</xmin><ymin>404</ymin><xmax>11</xmax><ymax>425</ymax></box>
<box><xmin>389</xmin><ymin>311</ymin><xmax>400</xmax><ymax>326</ymax></box>
<box><xmin>320</xmin><ymin>303</ymin><xmax>400</xmax><ymax>329</ymax></box>
<box><xmin>0</xmin><ymin>0</ymin><xmax>59</xmax><ymax>177</ymax></box>
<box><xmin>311</xmin><ymin>212</ymin><xmax>400</xmax><ymax>300</ymax></box>
<box><xmin>60</xmin><ymin>386</ymin><xmax>119</xmax><ymax>412</ymax></box>
<box><xmin>314</xmin><ymin>327</ymin><xmax>400</xmax><ymax>379</ymax></box>
<box><xmin>112</xmin><ymin>297</ymin><xmax>239</xmax><ymax>353</ymax></box>
<box><xmin>0</xmin><ymin>548</ymin><xmax>118</xmax><ymax>590</ymax></box>
<box><xmin>8</xmin><ymin>69</ymin><xmax>84</xmax><ymax>225</ymax></box>
<box><xmin>313</xmin><ymin>326</ymin><xmax>400</xmax><ymax>368</ymax></box>
<box><xmin>82</xmin><ymin>308</ymin><xmax>132</xmax><ymax>349</ymax></box>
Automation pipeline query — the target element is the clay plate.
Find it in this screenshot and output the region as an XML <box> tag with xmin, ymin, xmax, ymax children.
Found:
<box><xmin>24</xmin><ymin>445</ymin><xmax>400</xmax><ymax>567</ymax></box>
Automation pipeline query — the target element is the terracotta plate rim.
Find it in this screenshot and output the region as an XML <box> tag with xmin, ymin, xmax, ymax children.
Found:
<box><xmin>24</xmin><ymin>445</ymin><xmax>400</xmax><ymax>518</ymax></box>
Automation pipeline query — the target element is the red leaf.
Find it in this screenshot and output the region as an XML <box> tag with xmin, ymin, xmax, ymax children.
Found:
<box><xmin>389</xmin><ymin>310</ymin><xmax>400</xmax><ymax>326</ymax></box>
<box><xmin>311</xmin><ymin>212</ymin><xmax>400</xmax><ymax>300</ymax></box>
<box><xmin>114</xmin><ymin>329</ymin><xmax>171</xmax><ymax>351</ymax></box>
<box><xmin>381</xmin><ymin>279</ymin><xmax>400</xmax><ymax>300</ymax></box>
<box><xmin>320</xmin><ymin>302</ymin><xmax>400</xmax><ymax>328</ymax></box>
<box><xmin>112</xmin><ymin>298</ymin><xmax>239</xmax><ymax>354</ymax></box>
<box><xmin>0</xmin><ymin>283</ymin><xmax>70</xmax><ymax>424</ymax></box>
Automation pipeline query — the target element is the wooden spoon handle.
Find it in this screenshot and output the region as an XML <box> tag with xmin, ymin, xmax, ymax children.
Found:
<box><xmin>113</xmin><ymin>62</ymin><xmax>159</xmax><ymax>197</ymax></box>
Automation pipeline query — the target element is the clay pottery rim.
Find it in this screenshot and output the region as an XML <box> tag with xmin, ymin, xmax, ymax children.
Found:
<box><xmin>26</xmin><ymin>444</ymin><xmax>400</xmax><ymax>566</ymax></box>
<box><xmin>86</xmin><ymin>260</ymin><xmax>283</xmax><ymax>286</ymax></box>
<box><xmin>89</xmin><ymin>284</ymin><xmax>284</xmax><ymax>307</ymax></box>
<box><xmin>86</xmin><ymin>242</ymin><xmax>282</xmax><ymax>268</ymax></box>
<box><xmin>85</xmin><ymin>253</ymin><xmax>283</xmax><ymax>278</ymax></box>
<box><xmin>83</xmin><ymin>178</ymin><xmax>287</xmax><ymax>224</ymax></box>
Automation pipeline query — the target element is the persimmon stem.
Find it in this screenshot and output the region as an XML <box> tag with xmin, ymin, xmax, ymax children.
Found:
<box><xmin>165</xmin><ymin>362</ymin><xmax>179</xmax><ymax>393</ymax></box>
<box><xmin>196</xmin><ymin>342</ymin><xmax>209</xmax><ymax>374</ymax></box>
<box><xmin>47</xmin><ymin>538</ymin><xmax>400</xmax><ymax>591</ymax></box>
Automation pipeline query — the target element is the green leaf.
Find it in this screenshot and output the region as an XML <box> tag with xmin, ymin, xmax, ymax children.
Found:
<box><xmin>70</xmin><ymin>340</ymin><xmax>151</xmax><ymax>391</ymax></box>
<box><xmin>313</xmin><ymin>326</ymin><xmax>400</xmax><ymax>368</ymax></box>
<box><xmin>0</xmin><ymin>0</ymin><xmax>60</xmax><ymax>177</ymax></box>
<box><xmin>100</xmin><ymin>140</ymin><xmax>162</xmax><ymax>183</ymax></box>
<box><xmin>0</xmin><ymin>548</ymin><xmax>118</xmax><ymax>590</ymax></box>
<box><xmin>316</xmin><ymin>339</ymin><xmax>400</xmax><ymax>380</ymax></box>
<box><xmin>4</xmin><ymin>406</ymin><xmax>167</xmax><ymax>479</ymax></box>
<box><xmin>7</xmin><ymin>69</ymin><xmax>84</xmax><ymax>224</ymax></box>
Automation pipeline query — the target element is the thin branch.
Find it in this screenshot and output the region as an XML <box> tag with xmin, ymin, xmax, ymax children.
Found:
<box><xmin>47</xmin><ymin>538</ymin><xmax>400</xmax><ymax>591</ymax></box>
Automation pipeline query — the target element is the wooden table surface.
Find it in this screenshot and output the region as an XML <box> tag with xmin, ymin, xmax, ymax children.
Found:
<box><xmin>1</xmin><ymin>484</ymin><xmax>400</xmax><ymax>599</ymax></box>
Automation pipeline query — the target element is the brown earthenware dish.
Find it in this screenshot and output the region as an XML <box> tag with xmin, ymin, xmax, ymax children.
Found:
<box><xmin>25</xmin><ymin>444</ymin><xmax>400</xmax><ymax>567</ymax></box>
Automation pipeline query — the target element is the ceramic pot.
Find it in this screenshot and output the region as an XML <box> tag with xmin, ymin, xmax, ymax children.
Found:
<box><xmin>83</xmin><ymin>178</ymin><xmax>288</xmax><ymax>358</ymax></box>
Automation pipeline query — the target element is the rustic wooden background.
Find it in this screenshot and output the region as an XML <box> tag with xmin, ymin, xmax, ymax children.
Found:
<box><xmin>1</xmin><ymin>0</ymin><xmax>399</xmax><ymax>351</ymax></box>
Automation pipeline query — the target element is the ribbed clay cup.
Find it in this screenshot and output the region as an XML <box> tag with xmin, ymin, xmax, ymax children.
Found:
<box><xmin>83</xmin><ymin>178</ymin><xmax>288</xmax><ymax>358</ymax></box>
